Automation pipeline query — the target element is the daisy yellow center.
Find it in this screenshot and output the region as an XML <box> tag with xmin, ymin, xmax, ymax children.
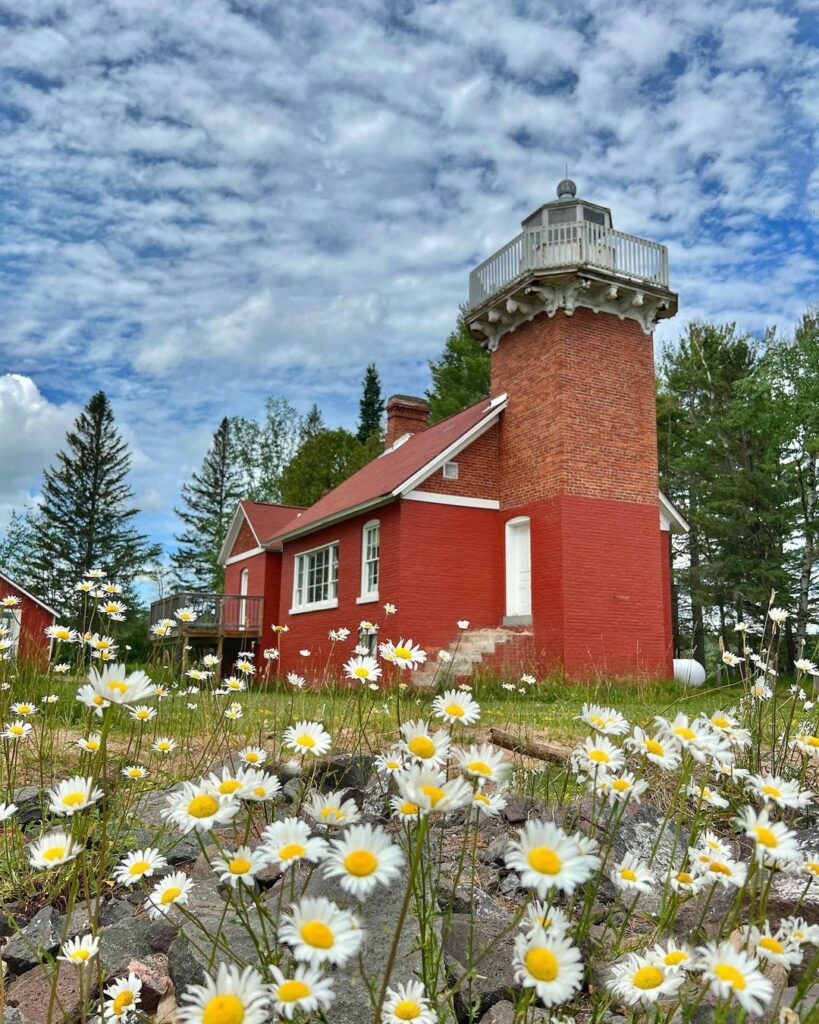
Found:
<box><xmin>63</xmin><ymin>792</ymin><xmax>87</xmax><ymax>807</ymax></box>
<box><xmin>297</xmin><ymin>735</ymin><xmax>315</xmax><ymax>748</ymax></box>
<box><xmin>409</xmin><ymin>736</ymin><xmax>435</xmax><ymax>759</ymax></box>
<box><xmin>754</xmin><ymin>826</ymin><xmax>778</xmax><ymax>847</ymax></box>
<box><xmin>633</xmin><ymin>965</ymin><xmax>664</xmax><ymax>990</ymax></box>
<box><xmin>588</xmin><ymin>749</ymin><xmax>610</xmax><ymax>764</ymax></box>
<box><xmin>278</xmin><ymin>980</ymin><xmax>310</xmax><ymax>1003</ymax></box>
<box><xmin>43</xmin><ymin>845</ymin><xmax>66</xmax><ymax>862</ymax></box>
<box><xmin>710</xmin><ymin>862</ymin><xmax>731</xmax><ymax>876</ymax></box>
<box><xmin>128</xmin><ymin>769</ymin><xmax>143</xmax><ymax>778</ymax></box>
<box><xmin>245</xmin><ymin>753</ymin><xmax>260</xmax><ymax>763</ymax></box>
<box><xmin>421</xmin><ymin>784</ymin><xmax>445</xmax><ymax>806</ymax></box>
<box><xmin>394</xmin><ymin>646</ymin><xmax>412</xmax><ymax>660</ymax></box>
<box><xmin>157</xmin><ymin>743</ymin><xmax>171</xmax><ymax>751</ymax></box>
<box><xmin>136</xmin><ymin>711</ymin><xmax>150</xmax><ymax>720</ymax></box>
<box><xmin>387</xmin><ymin>761</ymin><xmax>401</xmax><ymax>770</ymax></box>
<box><xmin>524</xmin><ymin>947</ymin><xmax>559</xmax><ymax>982</ymax></box>
<box><xmin>664</xmin><ymin>951</ymin><xmax>687</xmax><ymax>966</ymax></box>
<box><xmin>17</xmin><ymin>705</ymin><xmax>33</xmax><ymax>714</ymax></box>
<box><xmin>228</xmin><ymin>856</ymin><xmax>252</xmax><ymax>874</ymax></box>
<box><xmin>219</xmin><ymin>780</ymin><xmax>242</xmax><ymax>794</ymax></box>
<box><xmin>528</xmin><ymin>846</ymin><xmax>561</xmax><ymax>875</ymax></box>
<box><xmin>279</xmin><ymin>843</ymin><xmax>306</xmax><ymax>860</ymax></box>
<box><xmin>675</xmin><ymin>872</ymin><xmax>693</xmax><ymax>884</ymax></box>
<box><xmin>86</xmin><ymin>741</ymin><xmax>100</xmax><ymax>750</ymax></box>
<box><xmin>301</xmin><ymin>921</ymin><xmax>333</xmax><ymax>948</ymax></box>
<box><xmin>467</xmin><ymin>760</ymin><xmax>492</xmax><ymax>776</ymax></box>
<box><xmin>620</xmin><ymin>868</ymin><xmax>638</xmax><ymax>882</ymax></box>
<box><xmin>806</xmin><ymin>736</ymin><xmax>819</xmax><ymax>748</ymax></box>
<box><xmin>354</xmin><ymin>667</ymin><xmax>370</xmax><ymax>678</ymax></box>
<box><xmin>188</xmin><ymin>795</ymin><xmax>219</xmax><ymax>818</ymax></box>
<box><xmin>590</xmin><ymin>715</ymin><xmax>606</xmax><ymax>727</ymax></box>
<box><xmin>10</xmin><ymin>725</ymin><xmax>25</xmax><ymax>734</ymax></box>
<box><xmin>759</xmin><ymin>936</ymin><xmax>783</xmax><ymax>954</ymax></box>
<box><xmin>612</xmin><ymin>779</ymin><xmax>631</xmax><ymax>792</ymax></box>
<box><xmin>321</xmin><ymin>807</ymin><xmax>343</xmax><ymax>820</ymax></box>
<box><xmin>92</xmin><ymin>696</ymin><xmax>105</xmax><ymax>706</ymax></box>
<box><xmin>445</xmin><ymin>704</ymin><xmax>464</xmax><ymax>717</ymax></box>
<box><xmin>394</xmin><ymin>1001</ymin><xmax>422</xmax><ymax>1020</ymax></box>
<box><xmin>201</xmin><ymin>994</ymin><xmax>245</xmax><ymax>1024</ymax></box>
<box><xmin>161</xmin><ymin>886</ymin><xmax>182</xmax><ymax>904</ymax></box>
<box><xmin>253</xmin><ymin>787</ymin><xmax>266</xmax><ymax>797</ymax></box>
<box><xmin>112</xmin><ymin>992</ymin><xmax>134</xmax><ymax>1015</ymax></box>
<box><xmin>674</xmin><ymin>727</ymin><xmax>696</xmax><ymax>741</ymax></box>
<box><xmin>762</xmin><ymin>785</ymin><xmax>781</xmax><ymax>798</ymax></box>
<box><xmin>344</xmin><ymin>850</ymin><xmax>377</xmax><ymax>876</ymax></box>
<box><xmin>106</xmin><ymin>681</ymin><xmax>127</xmax><ymax>694</ymax></box>
<box><xmin>714</xmin><ymin>963</ymin><xmax>746</xmax><ymax>990</ymax></box>
<box><xmin>129</xmin><ymin>860</ymin><xmax>151</xmax><ymax>875</ymax></box>
<box><xmin>806</xmin><ymin>862</ymin><xmax>819</xmax><ymax>875</ymax></box>
<box><xmin>711</xmin><ymin>717</ymin><xmax>731</xmax><ymax>728</ymax></box>
<box><xmin>72</xmin><ymin>949</ymin><xmax>90</xmax><ymax>961</ymax></box>
<box><xmin>474</xmin><ymin>793</ymin><xmax>490</xmax><ymax>805</ymax></box>
<box><xmin>400</xmin><ymin>801</ymin><xmax>419</xmax><ymax>815</ymax></box>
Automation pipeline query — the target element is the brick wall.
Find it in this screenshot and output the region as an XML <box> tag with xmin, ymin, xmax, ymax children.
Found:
<box><xmin>491</xmin><ymin>308</ymin><xmax>659</xmax><ymax>507</ymax></box>
<box><xmin>230</xmin><ymin>520</ymin><xmax>259</xmax><ymax>556</ymax></box>
<box><xmin>418</xmin><ymin>424</ymin><xmax>499</xmax><ymax>499</ymax></box>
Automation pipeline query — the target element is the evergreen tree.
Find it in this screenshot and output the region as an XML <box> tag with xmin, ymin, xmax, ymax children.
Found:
<box><xmin>170</xmin><ymin>418</ymin><xmax>244</xmax><ymax>591</ymax></box>
<box><xmin>279</xmin><ymin>429</ymin><xmax>380</xmax><ymax>507</ymax></box>
<box><xmin>426</xmin><ymin>318</ymin><xmax>490</xmax><ymax>423</ymax></box>
<box><xmin>301</xmin><ymin>404</ymin><xmax>326</xmax><ymax>441</ymax></box>
<box><xmin>356</xmin><ymin>363</ymin><xmax>385</xmax><ymax>443</ymax></box>
<box><xmin>28</xmin><ymin>391</ymin><xmax>160</xmax><ymax>618</ymax></box>
<box><xmin>0</xmin><ymin>509</ymin><xmax>38</xmax><ymax>585</ymax></box>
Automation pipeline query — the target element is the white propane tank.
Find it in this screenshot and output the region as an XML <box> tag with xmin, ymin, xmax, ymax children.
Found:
<box><xmin>673</xmin><ymin>659</ymin><xmax>707</xmax><ymax>687</ymax></box>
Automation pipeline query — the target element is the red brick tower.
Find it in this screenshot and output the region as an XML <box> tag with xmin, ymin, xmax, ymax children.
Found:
<box><xmin>465</xmin><ymin>179</ymin><xmax>679</xmax><ymax>677</ymax></box>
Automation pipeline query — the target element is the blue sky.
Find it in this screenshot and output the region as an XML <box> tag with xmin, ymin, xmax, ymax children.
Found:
<box><xmin>1</xmin><ymin>0</ymin><xmax>818</xmax><ymax>556</ymax></box>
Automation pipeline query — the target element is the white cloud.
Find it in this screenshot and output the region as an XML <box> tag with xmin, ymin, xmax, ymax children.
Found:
<box><xmin>0</xmin><ymin>375</ymin><xmax>76</xmax><ymax>528</ymax></box>
<box><xmin>0</xmin><ymin>0</ymin><xmax>816</xmax><ymax>548</ymax></box>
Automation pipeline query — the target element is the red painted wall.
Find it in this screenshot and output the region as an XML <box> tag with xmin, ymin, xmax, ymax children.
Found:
<box><xmin>0</xmin><ymin>580</ymin><xmax>54</xmax><ymax>667</ymax></box>
<box><xmin>223</xmin><ymin>550</ymin><xmax>283</xmax><ymax>672</ymax></box>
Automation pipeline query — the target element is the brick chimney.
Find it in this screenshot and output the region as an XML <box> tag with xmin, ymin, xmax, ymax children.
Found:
<box><xmin>385</xmin><ymin>395</ymin><xmax>429</xmax><ymax>447</ymax></box>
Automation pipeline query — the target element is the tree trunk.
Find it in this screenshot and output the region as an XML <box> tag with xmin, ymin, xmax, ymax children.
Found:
<box><xmin>795</xmin><ymin>456</ymin><xmax>818</xmax><ymax>655</ymax></box>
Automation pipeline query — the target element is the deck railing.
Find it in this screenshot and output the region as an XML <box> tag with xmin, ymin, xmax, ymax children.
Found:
<box><xmin>468</xmin><ymin>222</ymin><xmax>669</xmax><ymax>309</ymax></box>
<box><xmin>148</xmin><ymin>592</ymin><xmax>264</xmax><ymax>635</ymax></box>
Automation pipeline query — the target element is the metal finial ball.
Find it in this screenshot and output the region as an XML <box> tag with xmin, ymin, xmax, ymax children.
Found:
<box><xmin>556</xmin><ymin>178</ymin><xmax>577</xmax><ymax>199</ymax></box>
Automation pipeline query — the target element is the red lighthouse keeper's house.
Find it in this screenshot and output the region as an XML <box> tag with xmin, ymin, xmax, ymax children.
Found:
<box><xmin>156</xmin><ymin>180</ymin><xmax>686</xmax><ymax>681</ymax></box>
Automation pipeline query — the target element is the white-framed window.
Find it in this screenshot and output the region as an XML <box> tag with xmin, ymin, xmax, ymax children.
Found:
<box><xmin>239</xmin><ymin>568</ymin><xmax>249</xmax><ymax>629</ymax></box>
<box><xmin>359</xmin><ymin>520</ymin><xmax>380</xmax><ymax>602</ymax></box>
<box><xmin>2</xmin><ymin>608</ymin><xmax>21</xmax><ymax>659</ymax></box>
<box><xmin>443</xmin><ymin>461</ymin><xmax>459</xmax><ymax>481</ymax></box>
<box><xmin>291</xmin><ymin>542</ymin><xmax>339</xmax><ymax>613</ymax></box>
<box><xmin>359</xmin><ymin>622</ymin><xmax>378</xmax><ymax>655</ymax></box>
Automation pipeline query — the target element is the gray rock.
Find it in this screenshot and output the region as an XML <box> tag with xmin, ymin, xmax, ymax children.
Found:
<box><xmin>442</xmin><ymin>910</ymin><xmax>519</xmax><ymax>1017</ymax></box>
<box><xmin>780</xmin><ymin>983</ymin><xmax>819</xmax><ymax>1014</ymax></box>
<box><xmin>501</xmin><ymin>796</ymin><xmax>539</xmax><ymax>825</ymax></box>
<box><xmin>282</xmin><ymin>777</ymin><xmax>303</xmax><ymax>804</ymax></box>
<box><xmin>113</xmin><ymin>821</ymin><xmax>201</xmax><ymax>866</ymax></box>
<box><xmin>314</xmin><ymin>754</ymin><xmax>374</xmax><ymax>793</ymax></box>
<box><xmin>607</xmin><ymin>804</ymin><xmax>691</xmax><ymax>915</ymax></box>
<box><xmin>4</xmin><ymin>1009</ymin><xmax>38</xmax><ymax>1024</ymax></box>
<box><xmin>478</xmin><ymin>836</ymin><xmax>509</xmax><ymax>866</ymax></box>
<box><xmin>11</xmin><ymin>788</ymin><xmax>43</xmax><ymax>828</ymax></box>
<box><xmin>438</xmin><ymin>872</ymin><xmax>506</xmax><ymax>920</ymax></box>
<box><xmin>477</xmin><ymin>1000</ymin><xmax>514</xmax><ymax>1024</ymax></box>
<box><xmin>98</xmin><ymin>917</ymin><xmax>153</xmax><ymax>981</ymax></box>
<box><xmin>1</xmin><ymin>907</ymin><xmax>62</xmax><ymax>975</ymax></box>
<box><xmin>167</xmin><ymin>907</ymin><xmax>269</xmax><ymax>996</ymax></box>
<box><xmin>769</xmin><ymin>827</ymin><xmax>819</xmax><ymax>925</ymax></box>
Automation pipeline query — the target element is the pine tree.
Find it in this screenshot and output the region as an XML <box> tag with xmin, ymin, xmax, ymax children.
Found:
<box><xmin>357</xmin><ymin>363</ymin><xmax>385</xmax><ymax>443</ymax></box>
<box><xmin>426</xmin><ymin>318</ymin><xmax>490</xmax><ymax>422</ymax></box>
<box><xmin>301</xmin><ymin>404</ymin><xmax>326</xmax><ymax>441</ymax></box>
<box><xmin>28</xmin><ymin>391</ymin><xmax>160</xmax><ymax>617</ymax></box>
<box><xmin>0</xmin><ymin>509</ymin><xmax>38</xmax><ymax>585</ymax></box>
<box><xmin>229</xmin><ymin>397</ymin><xmax>302</xmax><ymax>502</ymax></box>
<box><xmin>170</xmin><ymin>418</ymin><xmax>244</xmax><ymax>591</ymax></box>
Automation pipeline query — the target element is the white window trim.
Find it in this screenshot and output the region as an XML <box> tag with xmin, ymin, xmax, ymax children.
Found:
<box><xmin>224</xmin><ymin>546</ymin><xmax>265</xmax><ymax>565</ymax></box>
<box><xmin>403</xmin><ymin>490</ymin><xmax>500</xmax><ymax>509</ymax></box>
<box><xmin>442</xmin><ymin>461</ymin><xmax>459</xmax><ymax>480</ymax></box>
<box><xmin>289</xmin><ymin>540</ymin><xmax>340</xmax><ymax>614</ymax></box>
<box><xmin>359</xmin><ymin>519</ymin><xmax>380</xmax><ymax>602</ymax></box>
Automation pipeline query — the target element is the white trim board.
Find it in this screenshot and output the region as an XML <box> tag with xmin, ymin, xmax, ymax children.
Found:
<box><xmin>403</xmin><ymin>491</ymin><xmax>500</xmax><ymax>510</ymax></box>
<box><xmin>223</xmin><ymin>546</ymin><xmax>266</xmax><ymax>566</ymax></box>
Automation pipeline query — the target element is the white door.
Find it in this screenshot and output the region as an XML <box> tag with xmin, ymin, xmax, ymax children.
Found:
<box><xmin>505</xmin><ymin>517</ymin><xmax>532</xmax><ymax>618</ymax></box>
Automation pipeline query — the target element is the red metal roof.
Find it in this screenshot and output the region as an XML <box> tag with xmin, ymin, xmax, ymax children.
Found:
<box><xmin>268</xmin><ymin>397</ymin><xmax>500</xmax><ymax>543</ymax></box>
<box><xmin>241</xmin><ymin>501</ymin><xmax>304</xmax><ymax>548</ymax></box>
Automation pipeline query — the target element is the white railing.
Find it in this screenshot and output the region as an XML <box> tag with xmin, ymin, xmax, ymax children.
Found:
<box><xmin>468</xmin><ymin>222</ymin><xmax>669</xmax><ymax>309</ymax></box>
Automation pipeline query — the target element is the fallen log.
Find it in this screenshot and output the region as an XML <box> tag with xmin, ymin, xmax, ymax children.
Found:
<box><xmin>488</xmin><ymin>728</ymin><xmax>568</xmax><ymax>764</ymax></box>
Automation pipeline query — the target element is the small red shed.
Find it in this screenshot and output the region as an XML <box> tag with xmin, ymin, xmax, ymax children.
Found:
<box><xmin>0</xmin><ymin>570</ymin><xmax>57</xmax><ymax>667</ymax></box>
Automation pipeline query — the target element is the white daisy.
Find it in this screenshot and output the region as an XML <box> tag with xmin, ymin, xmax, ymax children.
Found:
<box><xmin>747</xmin><ymin>924</ymin><xmax>803</xmax><ymax>968</ymax></box>
<box><xmin>607</xmin><ymin>953</ymin><xmax>684</xmax><ymax>1005</ymax></box>
<box><xmin>577</xmin><ymin>703</ymin><xmax>630</xmax><ymax>736</ymax></box>
<box><xmin>307</xmin><ymin>790</ymin><xmax>362</xmax><ymax>828</ymax></box>
<box><xmin>58</xmin><ymin>933</ymin><xmax>100</xmax><ymax>964</ymax></box>
<box><xmin>321</xmin><ymin>823</ymin><xmax>405</xmax><ymax>898</ymax></box>
<box><xmin>162</xmin><ymin>783</ymin><xmax>241</xmax><ymax>833</ymax></box>
<box><xmin>48</xmin><ymin>776</ymin><xmax>104</xmax><ymax>817</ymax></box>
<box><xmin>571</xmin><ymin>735</ymin><xmax>625</xmax><ymax>773</ymax></box>
<box><xmin>505</xmin><ymin>820</ymin><xmax>600</xmax><ymax>897</ymax></box>
<box><xmin>746</xmin><ymin>773</ymin><xmax>813</xmax><ymax>810</ymax></box>
<box><xmin>470</xmin><ymin>788</ymin><xmax>508</xmax><ymax>817</ymax></box>
<box><xmin>121</xmin><ymin>764</ymin><xmax>149</xmax><ymax>780</ymax></box>
<box><xmin>698</xmin><ymin>942</ymin><xmax>773</xmax><ymax>1016</ymax></box>
<box><xmin>380</xmin><ymin>639</ymin><xmax>427</xmax><ymax>670</ymax></box>
<box><xmin>399</xmin><ymin>719</ymin><xmax>451</xmax><ymax>766</ymax></box>
<box><xmin>278</xmin><ymin>896</ymin><xmax>363</xmax><ymax>966</ymax></box>
<box><xmin>176</xmin><ymin>964</ymin><xmax>269</xmax><ymax>1024</ymax></box>
<box><xmin>513</xmin><ymin>928</ymin><xmax>584</xmax><ymax>1007</ymax></box>
<box><xmin>238</xmin><ymin>745</ymin><xmax>268</xmax><ymax>767</ymax></box>
<box><xmin>261</xmin><ymin>817</ymin><xmax>329</xmax><ymax>870</ymax></box>
<box><xmin>2</xmin><ymin>720</ymin><xmax>33</xmax><ymax>740</ymax></box>
<box><xmin>431</xmin><ymin>689</ymin><xmax>481</xmax><ymax>725</ymax></box>
<box><xmin>395</xmin><ymin>765</ymin><xmax>472</xmax><ymax>814</ymax></box>
<box><xmin>88</xmin><ymin>664</ymin><xmax>154</xmax><ymax>704</ymax></box>
<box><xmin>144</xmin><ymin>872</ymin><xmax>194</xmax><ymax>919</ymax></box>
<box><xmin>129</xmin><ymin>705</ymin><xmax>157</xmax><ymax>723</ymax></box>
<box><xmin>283</xmin><ymin>721</ymin><xmax>332</xmax><ymax>757</ymax></box>
<box><xmin>375</xmin><ymin>748</ymin><xmax>406</xmax><ymax>774</ymax></box>
<box><xmin>269</xmin><ymin>963</ymin><xmax>335</xmax><ymax>1020</ymax></box>
<box><xmin>735</xmin><ymin>806</ymin><xmax>802</xmax><ymax>865</ymax></box>
<box><xmin>77</xmin><ymin>734</ymin><xmax>103</xmax><ymax>753</ymax></box>
<box><xmin>28</xmin><ymin>829</ymin><xmax>82</xmax><ymax>869</ymax></box>
<box><xmin>152</xmin><ymin>737</ymin><xmax>177</xmax><ymax>755</ymax></box>
<box><xmin>113</xmin><ymin>848</ymin><xmax>168</xmax><ymax>886</ymax></box>
<box><xmin>344</xmin><ymin>655</ymin><xmax>383</xmax><ymax>684</ymax></box>
<box><xmin>521</xmin><ymin>903</ymin><xmax>570</xmax><ymax>937</ymax></box>
<box><xmin>104</xmin><ymin>973</ymin><xmax>142</xmax><ymax>1022</ymax></box>
<box><xmin>454</xmin><ymin>743</ymin><xmax>512</xmax><ymax>785</ymax></box>
<box><xmin>211</xmin><ymin>845</ymin><xmax>270</xmax><ymax>887</ymax></box>
<box><xmin>611</xmin><ymin>853</ymin><xmax>655</xmax><ymax>894</ymax></box>
<box><xmin>381</xmin><ymin>981</ymin><xmax>437</xmax><ymax>1024</ymax></box>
